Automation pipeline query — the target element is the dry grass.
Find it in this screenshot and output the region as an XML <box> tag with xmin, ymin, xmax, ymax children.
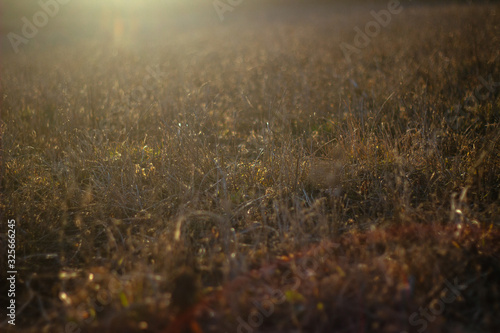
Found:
<box><xmin>1</xmin><ymin>1</ymin><xmax>499</xmax><ymax>332</ymax></box>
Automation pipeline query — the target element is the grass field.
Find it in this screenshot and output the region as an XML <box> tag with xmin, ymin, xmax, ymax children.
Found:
<box><xmin>1</xmin><ymin>0</ymin><xmax>500</xmax><ymax>332</ymax></box>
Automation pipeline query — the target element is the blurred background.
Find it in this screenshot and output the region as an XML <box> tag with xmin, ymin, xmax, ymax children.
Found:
<box><xmin>1</xmin><ymin>0</ymin><xmax>491</xmax><ymax>56</ymax></box>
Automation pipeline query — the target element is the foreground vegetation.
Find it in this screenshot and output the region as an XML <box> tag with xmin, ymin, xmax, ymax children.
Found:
<box><xmin>1</xmin><ymin>1</ymin><xmax>499</xmax><ymax>332</ymax></box>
